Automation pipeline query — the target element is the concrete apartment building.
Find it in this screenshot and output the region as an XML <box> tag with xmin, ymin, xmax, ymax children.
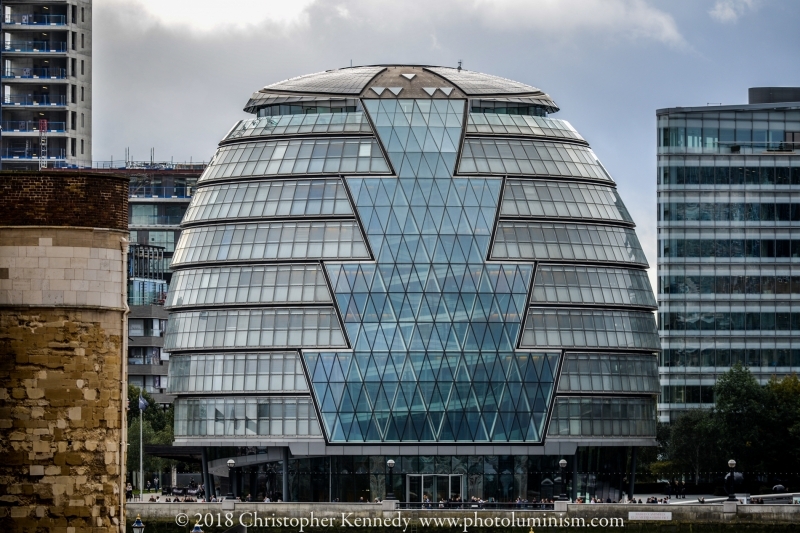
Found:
<box><xmin>657</xmin><ymin>87</ymin><xmax>800</xmax><ymax>422</ymax></box>
<box><xmin>2</xmin><ymin>0</ymin><xmax>92</xmax><ymax>168</ymax></box>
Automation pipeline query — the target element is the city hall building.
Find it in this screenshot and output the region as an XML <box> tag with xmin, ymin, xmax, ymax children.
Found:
<box><xmin>163</xmin><ymin>65</ymin><xmax>659</xmax><ymax>502</ymax></box>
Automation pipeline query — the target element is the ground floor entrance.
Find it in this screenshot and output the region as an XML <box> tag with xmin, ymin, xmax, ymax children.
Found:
<box><xmin>406</xmin><ymin>474</ymin><xmax>465</xmax><ymax>503</ymax></box>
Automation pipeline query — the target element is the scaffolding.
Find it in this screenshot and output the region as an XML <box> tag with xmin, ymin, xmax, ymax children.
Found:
<box><xmin>38</xmin><ymin>119</ymin><xmax>47</xmax><ymax>169</ymax></box>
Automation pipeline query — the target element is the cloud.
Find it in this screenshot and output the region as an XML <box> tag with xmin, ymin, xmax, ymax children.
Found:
<box><xmin>709</xmin><ymin>0</ymin><xmax>758</xmax><ymax>23</ymax></box>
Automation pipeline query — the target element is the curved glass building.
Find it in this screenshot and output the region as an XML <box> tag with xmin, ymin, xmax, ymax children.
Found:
<box><xmin>164</xmin><ymin>65</ymin><xmax>659</xmax><ymax>502</ymax></box>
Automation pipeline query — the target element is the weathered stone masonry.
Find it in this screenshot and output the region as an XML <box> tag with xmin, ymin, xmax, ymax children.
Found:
<box><xmin>0</xmin><ymin>171</ymin><xmax>128</xmax><ymax>533</ymax></box>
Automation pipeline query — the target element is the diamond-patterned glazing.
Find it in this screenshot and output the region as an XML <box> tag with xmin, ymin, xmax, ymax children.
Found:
<box><xmin>303</xmin><ymin>99</ymin><xmax>558</xmax><ymax>443</ymax></box>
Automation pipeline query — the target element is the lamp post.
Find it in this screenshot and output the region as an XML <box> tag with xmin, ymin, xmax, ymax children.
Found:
<box><xmin>227</xmin><ymin>459</ymin><xmax>236</xmax><ymax>500</ymax></box>
<box><xmin>558</xmin><ymin>459</ymin><xmax>568</xmax><ymax>501</ymax></box>
<box><xmin>386</xmin><ymin>459</ymin><xmax>396</xmax><ymax>500</ymax></box>
<box><xmin>726</xmin><ymin>459</ymin><xmax>737</xmax><ymax>502</ymax></box>
<box><xmin>131</xmin><ymin>514</ymin><xmax>145</xmax><ymax>533</ymax></box>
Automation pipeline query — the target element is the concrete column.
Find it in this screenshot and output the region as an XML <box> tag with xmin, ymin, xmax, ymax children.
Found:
<box><xmin>282</xmin><ymin>447</ymin><xmax>290</xmax><ymax>502</ymax></box>
<box><xmin>201</xmin><ymin>447</ymin><xmax>211</xmax><ymax>499</ymax></box>
<box><xmin>571</xmin><ymin>454</ymin><xmax>578</xmax><ymax>502</ymax></box>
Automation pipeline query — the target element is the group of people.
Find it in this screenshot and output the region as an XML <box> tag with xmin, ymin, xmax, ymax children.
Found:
<box><xmin>666</xmin><ymin>480</ymin><xmax>688</xmax><ymax>498</ymax></box>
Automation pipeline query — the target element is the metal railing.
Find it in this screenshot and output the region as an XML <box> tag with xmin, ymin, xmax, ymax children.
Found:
<box><xmin>4</xmin><ymin>41</ymin><xmax>68</xmax><ymax>53</ymax></box>
<box><xmin>4</xmin><ymin>14</ymin><xmax>67</xmax><ymax>26</ymax></box>
<box><xmin>2</xmin><ymin>94</ymin><xmax>67</xmax><ymax>106</ymax></box>
<box><xmin>1</xmin><ymin>150</ymin><xmax>65</xmax><ymax>160</ymax></box>
<box><xmin>398</xmin><ymin>501</ymin><xmax>555</xmax><ymax>510</ymax></box>
<box><xmin>2</xmin><ymin>120</ymin><xmax>66</xmax><ymax>132</ymax></box>
<box><xmin>3</xmin><ymin>67</ymin><xmax>67</xmax><ymax>79</ymax></box>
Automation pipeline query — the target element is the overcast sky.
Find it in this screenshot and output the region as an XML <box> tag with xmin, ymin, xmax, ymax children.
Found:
<box><xmin>95</xmin><ymin>0</ymin><xmax>800</xmax><ymax>274</ymax></box>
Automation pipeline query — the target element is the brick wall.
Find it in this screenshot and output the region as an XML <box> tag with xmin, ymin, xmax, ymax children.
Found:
<box><xmin>0</xmin><ymin>171</ymin><xmax>129</xmax><ymax>230</ymax></box>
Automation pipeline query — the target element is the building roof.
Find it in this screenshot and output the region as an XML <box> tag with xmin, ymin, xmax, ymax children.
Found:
<box><xmin>248</xmin><ymin>65</ymin><xmax>558</xmax><ymax>112</ymax></box>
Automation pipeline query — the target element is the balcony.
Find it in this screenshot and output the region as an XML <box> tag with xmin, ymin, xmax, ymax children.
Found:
<box><xmin>2</xmin><ymin>149</ymin><xmax>65</xmax><ymax>161</ymax></box>
<box><xmin>2</xmin><ymin>120</ymin><xmax>66</xmax><ymax>133</ymax></box>
<box><xmin>3</xmin><ymin>14</ymin><xmax>67</xmax><ymax>26</ymax></box>
<box><xmin>3</xmin><ymin>67</ymin><xmax>67</xmax><ymax>79</ymax></box>
<box><xmin>129</xmin><ymin>185</ymin><xmax>195</xmax><ymax>199</ymax></box>
<box><xmin>2</xmin><ymin>94</ymin><xmax>67</xmax><ymax>106</ymax></box>
<box><xmin>4</xmin><ymin>41</ymin><xmax>68</xmax><ymax>53</ymax></box>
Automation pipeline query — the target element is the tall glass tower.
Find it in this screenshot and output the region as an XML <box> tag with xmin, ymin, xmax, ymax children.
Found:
<box><xmin>164</xmin><ymin>66</ymin><xmax>659</xmax><ymax>502</ymax></box>
<box><xmin>657</xmin><ymin>87</ymin><xmax>800</xmax><ymax>422</ymax></box>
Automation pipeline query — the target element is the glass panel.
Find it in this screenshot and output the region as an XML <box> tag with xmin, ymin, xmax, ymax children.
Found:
<box><xmin>547</xmin><ymin>397</ymin><xmax>656</xmax><ymax>437</ymax></box>
<box><xmin>531</xmin><ymin>265</ymin><xmax>656</xmax><ymax>308</ymax></box>
<box><xmin>174</xmin><ymin>397</ymin><xmax>322</xmax><ymax>437</ymax></box>
<box><xmin>164</xmin><ymin>308</ymin><xmax>346</xmax><ymax>350</ymax></box>
<box><xmin>467</xmin><ymin>114</ymin><xmax>583</xmax><ymax>140</ymax></box>
<box><xmin>184</xmin><ymin>179</ymin><xmax>353</xmax><ymax>222</ymax></box>
<box><xmin>168</xmin><ymin>353</ymin><xmax>309</xmax><ymax>393</ymax></box>
<box><xmin>502</xmin><ymin>179</ymin><xmax>633</xmax><ymax>223</ymax></box>
<box><xmin>521</xmin><ymin>309</ymin><xmax>660</xmax><ymax>349</ymax></box>
<box><xmin>171</xmin><ymin>221</ymin><xmax>370</xmax><ymax>266</ymax></box>
<box><xmin>224</xmin><ymin>113</ymin><xmax>373</xmax><ymax>141</ymax></box>
<box><xmin>198</xmin><ymin>138</ymin><xmax>390</xmax><ymax>183</ymax></box>
<box><xmin>557</xmin><ymin>354</ymin><xmax>659</xmax><ymax>393</ymax></box>
<box><xmin>165</xmin><ymin>265</ymin><xmax>331</xmax><ymax>308</ymax></box>
<box><xmin>459</xmin><ymin>139</ymin><xmax>612</xmax><ymax>182</ymax></box>
<box><xmin>492</xmin><ymin>222</ymin><xmax>649</xmax><ymax>266</ymax></box>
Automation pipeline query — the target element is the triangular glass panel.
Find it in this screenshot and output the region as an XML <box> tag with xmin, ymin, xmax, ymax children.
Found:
<box><xmin>422</xmin><ymin>87</ymin><xmax>437</xmax><ymax>96</ymax></box>
<box><xmin>371</xmin><ymin>86</ymin><xmax>386</xmax><ymax>95</ymax></box>
<box><xmin>440</xmin><ymin>87</ymin><xmax>454</xmax><ymax>95</ymax></box>
<box><xmin>401</xmin><ymin>73</ymin><xmax>416</xmax><ymax>80</ymax></box>
<box><xmin>388</xmin><ymin>87</ymin><xmax>403</xmax><ymax>96</ymax></box>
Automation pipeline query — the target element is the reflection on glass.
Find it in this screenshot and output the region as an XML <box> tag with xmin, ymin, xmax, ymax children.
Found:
<box><xmin>168</xmin><ymin>353</ymin><xmax>308</xmax><ymax>393</ymax></box>
<box><xmin>521</xmin><ymin>309</ymin><xmax>659</xmax><ymax>349</ymax></box>
<box><xmin>532</xmin><ymin>265</ymin><xmax>656</xmax><ymax>307</ymax></box>
<box><xmin>558</xmin><ymin>354</ymin><xmax>659</xmax><ymax>393</ymax></box>
<box><xmin>547</xmin><ymin>397</ymin><xmax>656</xmax><ymax>437</ymax></box>
<box><xmin>502</xmin><ymin>180</ymin><xmax>633</xmax><ymax>223</ymax></box>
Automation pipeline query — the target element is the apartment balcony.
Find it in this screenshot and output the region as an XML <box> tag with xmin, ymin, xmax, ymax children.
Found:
<box><xmin>4</xmin><ymin>40</ymin><xmax>68</xmax><ymax>53</ymax></box>
<box><xmin>2</xmin><ymin>94</ymin><xmax>67</xmax><ymax>107</ymax></box>
<box><xmin>2</xmin><ymin>120</ymin><xmax>67</xmax><ymax>133</ymax></box>
<box><xmin>3</xmin><ymin>67</ymin><xmax>67</xmax><ymax>79</ymax></box>
<box><xmin>3</xmin><ymin>14</ymin><xmax>67</xmax><ymax>26</ymax></box>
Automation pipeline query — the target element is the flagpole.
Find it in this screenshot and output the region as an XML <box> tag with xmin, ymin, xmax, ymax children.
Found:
<box><xmin>139</xmin><ymin>396</ymin><xmax>143</xmax><ymax>502</ymax></box>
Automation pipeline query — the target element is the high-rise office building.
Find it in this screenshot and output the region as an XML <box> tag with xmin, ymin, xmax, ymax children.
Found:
<box><xmin>164</xmin><ymin>65</ymin><xmax>659</xmax><ymax>502</ymax></box>
<box><xmin>657</xmin><ymin>87</ymin><xmax>800</xmax><ymax>422</ymax></box>
<box><xmin>1</xmin><ymin>0</ymin><xmax>91</xmax><ymax>168</ymax></box>
<box><xmin>126</xmin><ymin>166</ymin><xmax>204</xmax><ymax>406</ymax></box>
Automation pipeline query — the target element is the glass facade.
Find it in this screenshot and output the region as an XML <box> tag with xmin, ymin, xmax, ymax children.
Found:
<box><xmin>166</xmin><ymin>265</ymin><xmax>331</xmax><ymax>308</ymax></box>
<box><xmin>171</xmin><ymin>221</ymin><xmax>370</xmax><ymax>265</ymax></box>
<box><xmin>198</xmin><ymin>138</ymin><xmax>390</xmax><ymax>183</ymax></box>
<box><xmin>165</xmin><ymin>66</ymin><xmax>658</xmax><ymax>502</ymax></box>
<box><xmin>183</xmin><ymin>179</ymin><xmax>353</xmax><ymax>223</ymax></box>
<box><xmin>658</xmin><ymin>100</ymin><xmax>800</xmax><ymax>422</ymax></box>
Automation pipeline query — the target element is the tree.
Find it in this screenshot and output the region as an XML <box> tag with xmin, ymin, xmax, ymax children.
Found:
<box><xmin>763</xmin><ymin>374</ymin><xmax>800</xmax><ymax>475</ymax></box>
<box><xmin>667</xmin><ymin>409</ymin><xmax>719</xmax><ymax>484</ymax></box>
<box><xmin>714</xmin><ymin>364</ymin><xmax>766</xmax><ymax>471</ymax></box>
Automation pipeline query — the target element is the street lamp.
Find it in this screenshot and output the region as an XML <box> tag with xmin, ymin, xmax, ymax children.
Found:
<box><xmin>131</xmin><ymin>514</ymin><xmax>145</xmax><ymax>533</ymax></box>
<box><xmin>227</xmin><ymin>459</ymin><xmax>236</xmax><ymax>500</ymax></box>
<box><xmin>386</xmin><ymin>459</ymin><xmax>396</xmax><ymax>500</ymax></box>
<box><xmin>558</xmin><ymin>459</ymin><xmax>568</xmax><ymax>501</ymax></box>
<box><xmin>726</xmin><ymin>459</ymin><xmax>737</xmax><ymax>502</ymax></box>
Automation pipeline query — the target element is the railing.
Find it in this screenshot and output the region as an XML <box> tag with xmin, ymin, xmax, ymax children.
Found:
<box><xmin>4</xmin><ymin>14</ymin><xmax>67</xmax><ymax>26</ymax></box>
<box><xmin>3</xmin><ymin>67</ymin><xmax>67</xmax><ymax>79</ymax></box>
<box><xmin>659</xmin><ymin>140</ymin><xmax>798</xmax><ymax>155</ymax></box>
<box><xmin>398</xmin><ymin>502</ymin><xmax>554</xmax><ymax>510</ymax></box>
<box><xmin>4</xmin><ymin>41</ymin><xmax>68</xmax><ymax>53</ymax></box>
<box><xmin>130</xmin><ymin>215</ymin><xmax>186</xmax><ymax>225</ymax></box>
<box><xmin>2</xmin><ymin>120</ymin><xmax>66</xmax><ymax>132</ymax></box>
<box><xmin>2</xmin><ymin>94</ymin><xmax>67</xmax><ymax>106</ymax></box>
<box><xmin>93</xmin><ymin>160</ymin><xmax>208</xmax><ymax>171</ymax></box>
<box><xmin>2</xmin><ymin>150</ymin><xmax>65</xmax><ymax>160</ymax></box>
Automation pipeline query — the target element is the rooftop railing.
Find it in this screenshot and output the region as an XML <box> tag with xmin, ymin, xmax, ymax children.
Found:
<box><xmin>4</xmin><ymin>14</ymin><xmax>67</xmax><ymax>26</ymax></box>
<box><xmin>2</xmin><ymin>94</ymin><xmax>67</xmax><ymax>106</ymax></box>
<box><xmin>4</xmin><ymin>41</ymin><xmax>68</xmax><ymax>53</ymax></box>
<box><xmin>2</xmin><ymin>120</ymin><xmax>66</xmax><ymax>132</ymax></box>
<box><xmin>3</xmin><ymin>67</ymin><xmax>67</xmax><ymax>79</ymax></box>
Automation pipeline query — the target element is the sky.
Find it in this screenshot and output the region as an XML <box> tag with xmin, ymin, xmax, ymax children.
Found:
<box><xmin>94</xmin><ymin>0</ymin><xmax>800</xmax><ymax>276</ymax></box>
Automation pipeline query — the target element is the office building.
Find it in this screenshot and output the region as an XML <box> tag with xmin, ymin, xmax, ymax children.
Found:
<box><xmin>126</xmin><ymin>165</ymin><xmax>204</xmax><ymax>405</ymax></box>
<box><xmin>1</xmin><ymin>0</ymin><xmax>92</xmax><ymax>168</ymax></box>
<box><xmin>164</xmin><ymin>65</ymin><xmax>660</xmax><ymax>502</ymax></box>
<box><xmin>657</xmin><ymin>87</ymin><xmax>800</xmax><ymax>422</ymax></box>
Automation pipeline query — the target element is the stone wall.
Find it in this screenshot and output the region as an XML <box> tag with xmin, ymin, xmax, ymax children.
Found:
<box><xmin>0</xmin><ymin>308</ymin><xmax>124</xmax><ymax>532</ymax></box>
<box><xmin>0</xmin><ymin>171</ymin><xmax>128</xmax><ymax>230</ymax></box>
<box><xmin>0</xmin><ymin>171</ymin><xmax>129</xmax><ymax>533</ymax></box>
